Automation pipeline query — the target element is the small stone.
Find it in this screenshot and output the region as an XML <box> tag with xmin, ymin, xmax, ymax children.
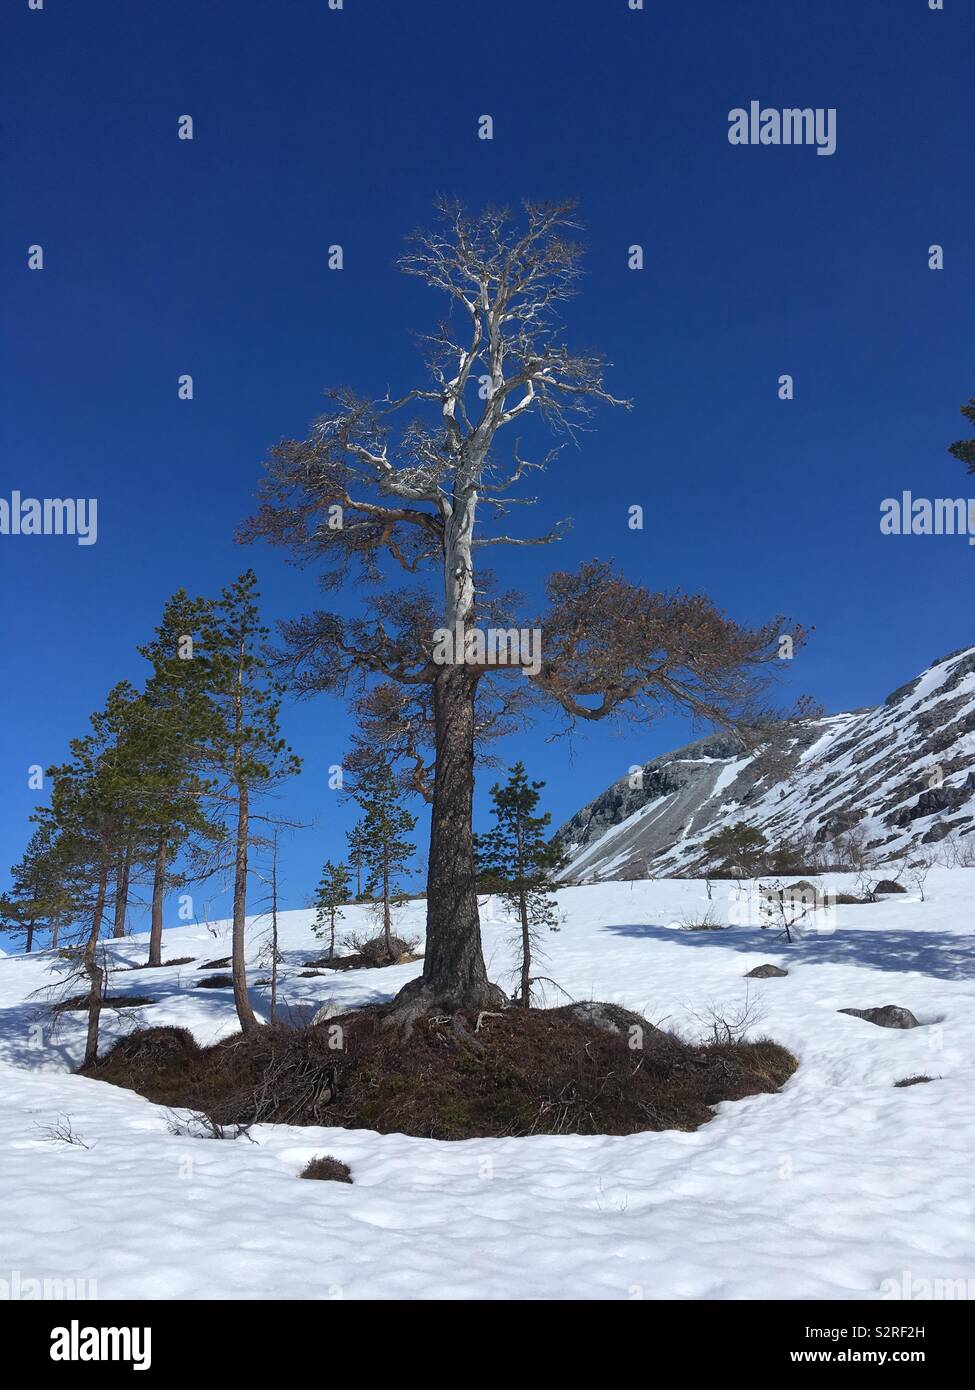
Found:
<box><xmin>745</xmin><ymin>963</ymin><xmax>789</xmax><ymax>978</ymax></box>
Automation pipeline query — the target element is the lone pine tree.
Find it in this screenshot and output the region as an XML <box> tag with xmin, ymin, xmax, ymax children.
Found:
<box><xmin>242</xmin><ymin>198</ymin><xmax>797</xmax><ymax>1023</ymax></box>
<box><xmin>701</xmin><ymin>822</ymin><xmax>770</xmax><ymax>878</ymax></box>
<box><xmin>313</xmin><ymin>859</ymin><xmax>350</xmax><ymax>961</ymax></box>
<box><xmin>476</xmin><ymin>762</ymin><xmax>567</xmax><ymax>1007</ymax></box>
<box><xmin>350</xmin><ymin>756</ymin><xmax>416</xmax><ymax>961</ymax></box>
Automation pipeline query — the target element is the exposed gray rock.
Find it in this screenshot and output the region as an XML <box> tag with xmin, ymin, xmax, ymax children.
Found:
<box><xmin>311</xmin><ymin>1001</ymin><xmax>345</xmax><ymax>1026</ymax></box>
<box><xmin>872</xmin><ymin>879</ymin><xmax>907</xmax><ymax>894</ymax></box>
<box><xmin>563</xmin><ymin>1000</ymin><xmax>665</xmax><ymax>1041</ymax></box>
<box><xmin>838</xmin><ymin>1005</ymin><xmax>919</xmax><ymax>1029</ymax></box>
<box><xmin>745</xmin><ymin>963</ymin><xmax>789</xmax><ymax>978</ymax></box>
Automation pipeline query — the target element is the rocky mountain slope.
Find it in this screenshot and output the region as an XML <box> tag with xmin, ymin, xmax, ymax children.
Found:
<box><xmin>558</xmin><ymin>646</ymin><xmax>975</xmax><ymax>881</ymax></box>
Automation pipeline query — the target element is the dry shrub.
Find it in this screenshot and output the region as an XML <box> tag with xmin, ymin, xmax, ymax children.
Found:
<box><xmin>300</xmin><ymin>1155</ymin><xmax>352</xmax><ymax>1182</ymax></box>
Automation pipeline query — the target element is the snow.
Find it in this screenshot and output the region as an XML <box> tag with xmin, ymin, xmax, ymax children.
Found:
<box><xmin>2</xmin><ymin>870</ymin><xmax>974</xmax><ymax>1300</ymax></box>
<box><xmin>707</xmin><ymin>753</ymin><xmax>755</xmax><ymax>799</ymax></box>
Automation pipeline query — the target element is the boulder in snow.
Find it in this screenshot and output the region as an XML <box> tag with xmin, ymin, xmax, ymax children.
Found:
<box><xmin>838</xmin><ymin>1005</ymin><xmax>919</xmax><ymax>1029</ymax></box>
<box><xmin>745</xmin><ymin>963</ymin><xmax>789</xmax><ymax>978</ymax></box>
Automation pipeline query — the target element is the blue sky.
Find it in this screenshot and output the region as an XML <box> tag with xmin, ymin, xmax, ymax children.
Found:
<box><xmin>2</xmin><ymin>0</ymin><xmax>972</xmax><ymax>929</ymax></box>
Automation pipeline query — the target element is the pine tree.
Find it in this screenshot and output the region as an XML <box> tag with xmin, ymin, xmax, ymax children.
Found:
<box><xmin>0</xmin><ymin>823</ymin><xmax>78</xmax><ymax>953</ymax></box>
<box><xmin>351</xmin><ymin>757</ymin><xmax>416</xmax><ymax>961</ymax></box>
<box><xmin>346</xmin><ymin>822</ymin><xmax>368</xmax><ymax>900</ymax></box>
<box><xmin>136</xmin><ymin>589</ymin><xmax>224</xmax><ymax>966</ymax></box>
<box><xmin>44</xmin><ymin>684</ymin><xmax>159</xmax><ymax>1063</ymax></box>
<box><xmin>313</xmin><ymin>859</ymin><xmax>350</xmax><ymax>961</ymax></box>
<box><xmin>475</xmin><ymin>762</ymin><xmax>566</xmax><ymax>1008</ymax></box>
<box><xmin>700</xmin><ymin>822</ymin><xmax>769</xmax><ymax>878</ymax></box>
<box><xmin>209</xmin><ymin>571</ymin><xmax>301</xmax><ymax>1032</ymax></box>
<box><xmin>948</xmin><ymin>397</ymin><xmax>975</xmax><ymax>475</ymax></box>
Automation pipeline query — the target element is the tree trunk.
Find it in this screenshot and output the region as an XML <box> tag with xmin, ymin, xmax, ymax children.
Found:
<box><xmin>83</xmin><ymin>856</ymin><xmax>110</xmax><ymax>1066</ymax></box>
<box><xmin>25</xmin><ymin>917</ymin><xmax>35</xmax><ymax>954</ymax></box>
<box><xmin>390</xmin><ymin>664</ymin><xmax>500</xmax><ymax>1022</ymax></box>
<box><xmin>51</xmin><ymin>914</ymin><xmax>60</xmax><ymax>951</ymax></box>
<box><xmin>232</xmin><ymin>781</ymin><xmax>258</xmax><ymax>1032</ymax></box>
<box><xmin>146</xmin><ymin>839</ymin><xmax>167</xmax><ymax>967</ymax></box>
<box><xmin>515</xmin><ymin>815</ymin><xmax>530</xmax><ymax>1007</ymax></box>
<box><xmin>112</xmin><ymin>839</ymin><xmax>132</xmax><ymax>938</ymax></box>
<box><xmin>269</xmin><ymin>839</ymin><xmax>278</xmax><ymax>1024</ymax></box>
<box><xmin>519</xmin><ymin>889</ymin><xmax>531</xmax><ymax>1009</ymax></box>
<box><xmin>382</xmin><ymin>850</ymin><xmax>392</xmax><ymax>956</ymax></box>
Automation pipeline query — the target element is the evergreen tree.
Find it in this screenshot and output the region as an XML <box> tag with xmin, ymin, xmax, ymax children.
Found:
<box><xmin>475</xmin><ymin>762</ymin><xmax>566</xmax><ymax>1008</ymax></box>
<box><xmin>100</xmin><ymin>682</ymin><xmax>152</xmax><ymax>942</ymax></box>
<box><xmin>351</xmin><ymin>756</ymin><xmax>416</xmax><ymax>961</ymax></box>
<box><xmin>136</xmin><ymin>589</ymin><xmax>224</xmax><ymax>966</ymax></box>
<box><xmin>346</xmin><ymin>822</ymin><xmax>368</xmax><ymax>901</ymax></box>
<box><xmin>0</xmin><ymin>823</ymin><xmax>78</xmax><ymax>953</ymax></box>
<box><xmin>209</xmin><ymin>571</ymin><xmax>301</xmax><ymax>1032</ymax></box>
<box><xmin>700</xmin><ymin>821</ymin><xmax>769</xmax><ymax>878</ymax></box>
<box><xmin>43</xmin><ymin>684</ymin><xmax>158</xmax><ymax>1063</ymax></box>
<box><xmin>313</xmin><ymin>859</ymin><xmax>350</xmax><ymax>961</ymax></box>
<box><xmin>948</xmin><ymin>397</ymin><xmax>975</xmax><ymax>475</ymax></box>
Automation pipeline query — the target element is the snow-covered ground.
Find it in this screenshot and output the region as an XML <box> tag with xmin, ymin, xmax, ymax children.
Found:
<box><xmin>1</xmin><ymin>871</ymin><xmax>973</xmax><ymax>1300</ymax></box>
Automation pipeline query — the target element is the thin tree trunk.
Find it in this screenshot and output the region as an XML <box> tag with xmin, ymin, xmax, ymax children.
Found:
<box><xmin>51</xmin><ymin>913</ymin><xmax>60</xmax><ymax>951</ymax></box>
<box><xmin>329</xmin><ymin>910</ymin><xmax>335</xmax><ymax>962</ymax></box>
<box><xmin>232</xmin><ymin>781</ymin><xmax>258</xmax><ymax>1031</ymax></box>
<box><xmin>519</xmin><ymin>890</ymin><xmax>531</xmax><ymax>1009</ymax></box>
<box><xmin>146</xmin><ymin>839</ymin><xmax>168</xmax><ymax>967</ymax></box>
<box><xmin>516</xmin><ymin>817</ymin><xmax>530</xmax><ymax>1008</ymax></box>
<box><xmin>25</xmin><ymin>917</ymin><xmax>35</xmax><ymax>954</ymax></box>
<box><xmin>230</xmin><ymin>628</ymin><xmax>259</xmax><ymax>1033</ymax></box>
<box><xmin>83</xmin><ymin>855</ymin><xmax>110</xmax><ymax>1066</ymax></box>
<box><xmin>111</xmin><ymin>839</ymin><xmax>132</xmax><ymax>938</ymax></box>
<box><xmin>382</xmin><ymin>849</ymin><xmax>392</xmax><ymax>956</ymax></box>
<box><xmin>269</xmin><ymin>839</ymin><xmax>278</xmax><ymax>1024</ymax></box>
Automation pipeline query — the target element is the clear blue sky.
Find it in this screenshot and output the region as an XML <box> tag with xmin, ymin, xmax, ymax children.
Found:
<box><xmin>2</xmin><ymin>0</ymin><xmax>972</xmax><ymax>929</ymax></box>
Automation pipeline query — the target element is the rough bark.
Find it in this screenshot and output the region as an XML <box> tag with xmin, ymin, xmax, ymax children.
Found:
<box><xmin>146</xmin><ymin>839</ymin><xmax>167</xmax><ymax>967</ymax></box>
<box><xmin>388</xmin><ymin>664</ymin><xmax>503</xmax><ymax>1026</ymax></box>
<box><xmin>25</xmin><ymin>917</ymin><xmax>35</xmax><ymax>954</ymax></box>
<box><xmin>382</xmin><ymin>849</ymin><xmax>391</xmax><ymax>956</ymax></box>
<box><xmin>111</xmin><ymin>840</ymin><xmax>132</xmax><ymax>938</ymax></box>
<box><xmin>519</xmin><ymin>894</ymin><xmax>531</xmax><ymax>1008</ymax></box>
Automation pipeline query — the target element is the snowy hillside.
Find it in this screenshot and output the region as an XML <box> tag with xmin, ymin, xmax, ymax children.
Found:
<box><xmin>560</xmin><ymin>646</ymin><xmax>975</xmax><ymax>883</ymax></box>
<box><xmin>2</xmin><ymin>873</ymin><xmax>974</xmax><ymax>1300</ymax></box>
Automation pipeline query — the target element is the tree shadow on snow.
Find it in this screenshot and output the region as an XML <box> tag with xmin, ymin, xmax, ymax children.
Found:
<box><xmin>598</xmin><ymin>923</ymin><xmax>975</xmax><ymax>981</ymax></box>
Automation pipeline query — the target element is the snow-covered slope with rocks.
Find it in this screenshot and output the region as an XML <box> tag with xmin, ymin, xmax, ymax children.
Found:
<box><xmin>559</xmin><ymin>646</ymin><xmax>975</xmax><ymax>883</ymax></box>
<box><xmin>1</xmin><ymin>873</ymin><xmax>974</xmax><ymax>1300</ymax></box>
